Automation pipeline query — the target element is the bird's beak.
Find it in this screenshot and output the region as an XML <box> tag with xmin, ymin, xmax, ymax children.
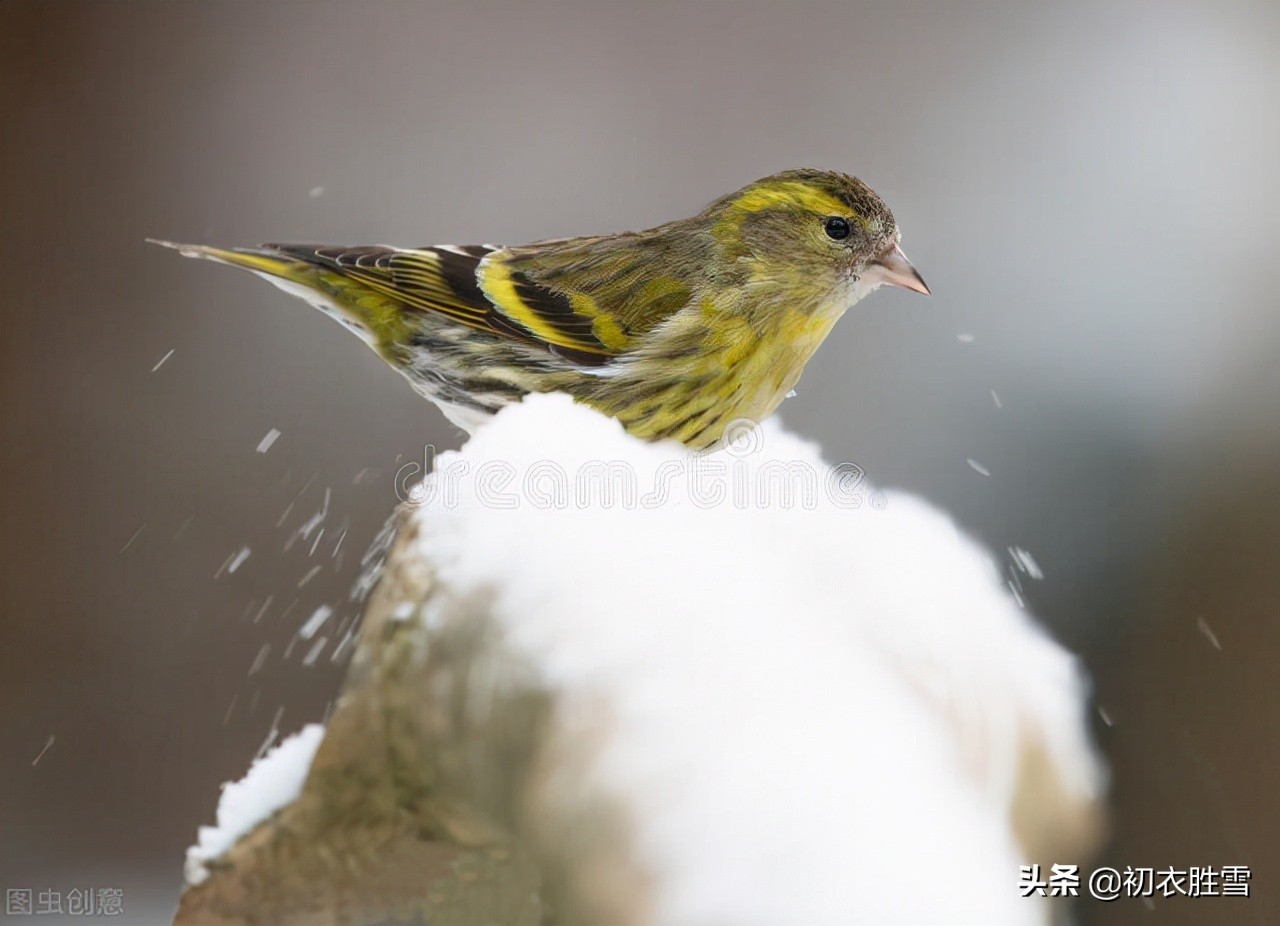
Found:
<box><xmin>868</xmin><ymin>244</ymin><xmax>930</xmax><ymax>295</ymax></box>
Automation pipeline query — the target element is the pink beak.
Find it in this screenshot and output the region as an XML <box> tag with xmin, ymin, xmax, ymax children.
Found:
<box><xmin>869</xmin><ymin>244</ymin><xmax>930</xmax><ymax>295</ymax></box>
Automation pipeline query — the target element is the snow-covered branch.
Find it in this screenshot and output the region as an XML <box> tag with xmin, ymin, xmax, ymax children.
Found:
<box><xmin>174</xmin><ymin>395</ymin><xmax>1104</xmax><ymax>926</ymax></box>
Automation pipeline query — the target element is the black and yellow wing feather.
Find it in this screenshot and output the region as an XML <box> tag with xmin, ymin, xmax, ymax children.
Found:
<box><xmin>255</xmin><ymin>242</ymin><xmax>635</xmax><ymax>367</ymax></box>
<box><xmin>152</xmin><ymin>233</ymin><xmax>700</xmax><ymax>368</ymax></box>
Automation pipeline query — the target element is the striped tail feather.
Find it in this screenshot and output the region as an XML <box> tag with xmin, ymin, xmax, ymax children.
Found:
<box><xmin>146</xmin><ymin>239</ymin><xmax>318</xmax><ymax>283</ymax></box>
<box><xmin>147</xmin><ymin>238</ymin><xmax>400</xmax><ymax>351</ymax></box>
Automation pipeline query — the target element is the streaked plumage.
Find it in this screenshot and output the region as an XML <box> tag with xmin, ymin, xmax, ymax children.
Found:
<box><xmin>154</xmin><ymin>169</ymin><xmax>928</xmax><ymax>448</ymax></box>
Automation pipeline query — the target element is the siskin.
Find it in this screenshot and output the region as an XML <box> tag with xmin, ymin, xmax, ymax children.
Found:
<box><xmin>154</xmin><ymin>169</ymin><xmax>928</xmax><ymax>449</ymax></box>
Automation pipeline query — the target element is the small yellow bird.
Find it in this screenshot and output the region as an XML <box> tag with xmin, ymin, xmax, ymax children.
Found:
<box><xmin>154</xmin><ymin>169</ymin><xmax>927</xmax><ymax>449</ymax></box>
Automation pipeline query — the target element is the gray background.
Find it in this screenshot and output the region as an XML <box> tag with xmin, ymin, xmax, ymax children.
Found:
<box><xmin>2</xmin><ymin>2</ymin><xmax>1278</xmax><ymax>923</ymax></box>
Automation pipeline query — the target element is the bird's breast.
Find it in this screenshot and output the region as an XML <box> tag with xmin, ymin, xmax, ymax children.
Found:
<box><xmin>580</xmin><ymin>287</ymin><xmax>852</xmax><ymax>448</ymax></box>
<box><xmin>717</xmin><ymin>295</ymin><xmax>850</xmax><ymax>422</ymax></box>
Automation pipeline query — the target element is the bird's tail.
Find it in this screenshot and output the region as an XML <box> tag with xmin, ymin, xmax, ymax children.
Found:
<box><xmin>148</xmin><ymin>239</ymin><xmax>396</xmax><ymax>354</ymax></box>
<box><xmin>146</xmin><ymin>239</ymin><xmax>315</xmax><ymax>285</ymax></box>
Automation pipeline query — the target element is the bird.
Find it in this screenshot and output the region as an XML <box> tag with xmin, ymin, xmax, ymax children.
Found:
<box><xmin>153</xmin><ymin>168</ymin><xmax>928</xmax><ymax>449</ymax></box>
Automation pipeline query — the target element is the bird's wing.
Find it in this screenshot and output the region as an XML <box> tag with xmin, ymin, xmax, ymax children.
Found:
<box><xmin>263</xmin><ymin>240</ymin><xmax>691</xmax><ymax>367</ymax></box>
<box><xmin>494</xmin><ymin>229</ymin><xmax>701</xmax><ymax>352</ymax></box>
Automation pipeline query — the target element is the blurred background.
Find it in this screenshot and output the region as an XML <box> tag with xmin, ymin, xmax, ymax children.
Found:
<box><xmin>2</xmin><ymin>1</ymin><xmax>1278</xmax><ymax>922</ymax></box>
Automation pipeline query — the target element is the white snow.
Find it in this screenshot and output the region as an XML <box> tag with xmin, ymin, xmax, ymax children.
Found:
<box><xmin>226</xmin><ymin>545</ymin><xmax>251</xmax><ymax>574</ymax></box>
<box><xmin>967</xmin><ymin>457</ymin><xmax>992</xmax><ymax>476</ymax></box>
<box><xmin>31</xmin><ymin>735</ymin><xmax>55</xmax><ymax>767</ymax></box>
<box><xmin>408</xmin><ymin>393</ymin><xmax>1104</xmax><ymax>926</ymax></box>
<box><xmin>184</xmin><ymin>723</ymin><xmax>325</xmax><ymax>886</ymax></box>
<box><xmin>297</xmin><ymin>605</ymin><xmax>332</xmax><ymax>640</ymax></box>
<box><xmin>118</xmin><ymin>525</ymin><xmax>145</xmax><ymax>554</ymax></box>
<box><xmin>302</xmin><ymin>636</ymin><xmax>328</xmax><ymax>666</ymax></box>
<box><xmin>1196</xmin><ymin>616</ymin><xmax>1222</xmax><ymax>651</ymax></box>
<box><xmin>255</xmin><ymin>428</ymin><xmax>282</xmax><ymax>453</ymax></box>
<box><xmin>1010</xmin><ymin>545</ymin><xmax>1045</xmax><ymax>580</ymax></box>
<box><xmin>151</xmin><ymin>348</ymin><xmax>175</xmax><ymax>372</ymax></box>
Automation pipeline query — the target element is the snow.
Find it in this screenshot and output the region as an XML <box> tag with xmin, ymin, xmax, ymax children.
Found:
<box><xmin>1196</xmin><ymin>616</ymin><xmax>1222</xmax><ymax>651</ymax></box>
<box><xmin>178</xmin><ymin>393</ymin><xmax>1101</xmax><ymax>921</ymax></box>
<box><xmin>1010</xmin><ymin>545</ymin><xmax>1045</xmax><ymax>580</ymax></box>
<box><xmin>150</xmin><ymin>348</ymin><xmax>175</xmax><ymax>372</ymax></box>
<box><xmin>302</xmin><ymin>636</ymin><xmax>328</xmax><ymax>666</ymax></box>
<box><xmin>255</xmin><ymin>428</ymin><xmax>281</xmax><ymax>453</ymax></box>
<box><xmin>297</xmin><ymin>605</ymin><xmax>332</xmax><ymax>640</ymax></box>
<box><xmin>31</xmin><ymin>735</ymin><xmax>55</xmax><ymax>767</ymax></box>
<box><xmin>409</xmin><ymin>392</ymin><xmax>1103</xmax><ymax>926</ymax></box>
<box><xmin>967</xmin><ymin>457</ymin><xmax>992</xmax><ymax>476</ymax></box>
<box><xmin>184</xmin><ymin>723</ymin><xmax>325</xmax><ymax>886</ymax></box>
<box><xmin>226</xmin><ymin>545</ymin><xmax>251</xmax><ymax>574</ymax></box>
<box><xmin>118</xmin><ymin>525</ymin><xmax>145</xmax><ymax>554</ymax></box>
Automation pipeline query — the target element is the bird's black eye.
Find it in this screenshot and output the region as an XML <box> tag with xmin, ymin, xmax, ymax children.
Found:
<box><xmin>823</xmin><ymin>216</ymin><xmax>852</xmax><ymax>241</ymax></box>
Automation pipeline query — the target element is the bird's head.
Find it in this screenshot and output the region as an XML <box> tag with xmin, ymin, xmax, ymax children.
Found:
<box><xmin>706</xmin><ymin>168</ymin><xmax>929</xmax><ymax>300</ymax></box>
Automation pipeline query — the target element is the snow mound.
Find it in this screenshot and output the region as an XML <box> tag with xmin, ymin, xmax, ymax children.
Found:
<box><xmin>410</xmin><ymin>393</ymin><xmax>1103</xmax><ymax>926</ymax></box>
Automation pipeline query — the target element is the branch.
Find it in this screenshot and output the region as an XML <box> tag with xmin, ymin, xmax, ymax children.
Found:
<box><xmin>173</xmin><ymin>395</ymin><xmax>1104</xmax><ymax>926</ymax></box>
